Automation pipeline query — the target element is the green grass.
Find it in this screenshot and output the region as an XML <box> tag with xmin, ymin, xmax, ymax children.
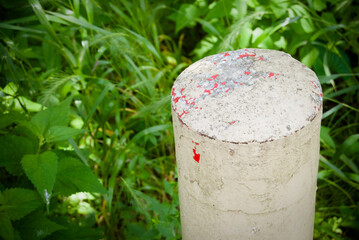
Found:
<box><xmin>0</xmin><ymin>0</ymin><xmax>358</xmax><ymax>239</ymax></box>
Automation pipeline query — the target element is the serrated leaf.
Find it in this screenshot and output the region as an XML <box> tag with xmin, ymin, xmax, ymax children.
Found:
<box><xmin>30</xmin><ymin>97</ymin><xmax>71</xmax><ymax>138</ymax></box>
<box><xmin>53</xmin><ymin>157</ymin><xmax>107</xmax><ymax>196</ymax></box>
<box><xmin>21</xmin><ymin>152</ymin><xmax>58</xmax><ymax>204</ymax></box>
<box><xmin>0</xmin><ymin>136</ymin><xmax>36</xmax><ymax>175</ymax></box>
<box><xmin>16</xmin><ymin>211</ymin><xmax>65</xmax><ymax>240</ymax></box>
<box><xmin>0</xmin><ymin>188</ymin><xmax>42</xmax><ymax>221</ymax></box>
<box><xmin>0</xmin><ymin>212</ymin><xmax>14</xmax><ymax>240</ymax></box>
<box><xmin>45</xmin><ymin>126</ymin><xmax>85</xmax><ymax>142</ymax></box>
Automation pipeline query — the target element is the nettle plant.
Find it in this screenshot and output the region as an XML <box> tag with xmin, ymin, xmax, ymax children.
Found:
<box><xmin>0</xmin><ymin>83</ymin><xmax>107</xmax><ymax>240</ymax></box>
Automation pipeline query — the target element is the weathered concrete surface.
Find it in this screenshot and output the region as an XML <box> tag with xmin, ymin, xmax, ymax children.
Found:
<box><xmin>171</xmin><ymin>49</ymin><xmax>322</xmax><ymax>239</ymax></box>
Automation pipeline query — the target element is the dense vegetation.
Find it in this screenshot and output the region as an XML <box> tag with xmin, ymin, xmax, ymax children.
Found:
<box><xmin>0</xmin><ymin>0</ymin><xmax>358</xmax><ymax>239</ymax></box>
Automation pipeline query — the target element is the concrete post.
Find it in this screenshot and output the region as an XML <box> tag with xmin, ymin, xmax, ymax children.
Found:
<box><xmin>171</xmin><ymin>49</ymin><xmax>322</xmax><ymax>240</ymax></box>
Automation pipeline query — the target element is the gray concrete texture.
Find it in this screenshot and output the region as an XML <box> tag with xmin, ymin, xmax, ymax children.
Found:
<box><xmin>171</xmin><ymin>49</ymin><xmax>323</xmax><ymax>239</ymax></box>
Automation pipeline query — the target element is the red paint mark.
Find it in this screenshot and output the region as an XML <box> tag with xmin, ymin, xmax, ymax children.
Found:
<box><xmin>240</xmin><ymin>83</ymin><xmax>243</xmax><ymax>85</ymax></box>
<box><xmin>226</xmin><ymin>88</ymin><xmax>230</xmax><ymax>92</ymax></box>
<box><xmin>320</xmin><ymin>93</ymin><xmax>323</xmax><ymax>97</ymax></box>
<box><xmin>221</xmin><ymin>82</ymin><xmax>226</xmax><ymax>85</ymax></box>
<box><xmin>204</xmin><ymin>82</ymin><xmax>219</xmax><ymax>95</ymax></box>
<box><xmin>192</xmin><ymin>141</ymin><xmax>199</xmax><ymax>145</ymax></box>
<box><xmin>180</xmin><ymin>88</ymin><xmax>185</xmax><ymax>93</ymax></box>
<box><xmin>197</xmin><ymin>85</ymin><xmax>201</xmax><ymax>88</ymax></box>
<box><xmin>173</xmin><ymin>97</ymin><xmax>180</xmax><ymax>103</ymax></box>
<box><xmin>193</xmin><ymin>147</ymin><xmax>200</xmax><ymax>163</ymax></box>
<box><xmin>268</xmin><ymin>72</ymin><xmax>275</xmax><ymax>78</ymax></box>
<box><xmin>258</xmin><ymin>56</ymin><xmax>263</xmax><ymax>60</ymax></box>
<box><xmin>229</xmin><ymin>121</ymin><xmax>236</xmax><ymax>125</ymax></box>
<box><xmin>182</xmin><ymin>95</ymin><xmax>186</xmax><ymax>98</ymax></box>
<box><xmin>224</xmin><ymin>52</ymin><xmax>230</xmax><ymax>57</ymax></box>
<box><xmin>171</xmin><ymin>88</ymin><xmax>176</xmax><ymax>96</ymax></box>
<box><xmin>223</xmin><ymin>59</ymin><xmax>226</xmax><ymax>61</ymax></box>
<box><xmin>179</xmin><ymin>110</ymin><xmax>189</xmax><ymax>118</ymax></box>
<box><xmin>214</xmin><ymin>62</ymin><xmax>217</xmax><ymax>65</ymax></box>
<box><xmin>237</xmin><ymin>53</ymin><xmax>256</xmax><ymax>59</ymax></box>
<box><xmin>195</xmin><ymin>107</ymin><xmax>198</xmax><ymax>109</ymax></box>
<box><xmin>244</xmin><ymin>71</ymin><xmax>250</xmax><ymax>75</ymax></box>
<box><xmin>212</xmin><ymin>74</ymin><xmax>219</xmax><ymax>80</ymax></box>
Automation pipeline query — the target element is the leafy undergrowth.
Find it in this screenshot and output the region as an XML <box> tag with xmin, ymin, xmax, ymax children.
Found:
<box><xmin>1</xmin><ymin>0</ymin><xmax>358</xmax><ymax>239</ymax></box>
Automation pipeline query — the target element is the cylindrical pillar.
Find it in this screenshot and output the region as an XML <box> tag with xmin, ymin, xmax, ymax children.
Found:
<box><xmin>171</xmin><ymin>49</ymin><xmax>322</xmax><ymax>240</ymax></box>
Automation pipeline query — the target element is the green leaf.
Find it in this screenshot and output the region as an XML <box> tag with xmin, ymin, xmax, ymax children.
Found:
<box><xmin>16</xmin><ymin>211</ymin><xmax>65</xmax><ymax>240</ymax></box>
<box><xmin>21</xmin><ymin>152</ymin><xmax>58</xmax><ymax>204</ymax></box>
<box><xmin>1</xmin><ymin>82</ymin><xmax>18</xmax><ymax>95</ymax></box>
<box><xmin>174</xmin><ymin>4</ymin><xmax>201</xmax><ymax>33</ymax></box>
<box><xmin>300</xmin><ymin>46</ymin><xmax>319</xmax><ymax>68</ymax></box>
<box><xmin>205</xmin><ymin>0</ymin><xmax>233</xmax><ymax>20</ymax></box>
<box><xmin>45</xmin><ymin>126</ymin><xmax>85</xmax><ymax>142</ymax></box>
<box><xmin>14</xmin><ymin>96</ymin><xmax>43</xmax><ymax>112</ymax></box>
<box><xmin>0</xmin><ymin>212</ymin><xmax>14</xmax><ymax>240</ymax></box>
<box><xmin>0</xmin><ymin>188</ymin><xmax>42</xmax><ymax>221</ymax></box>
<box><xmin>313</xmin><ymin>0</ymin><xmax>326</xmax><ymax>11</ymax></box>
<box><xmin>0</xmin><ymin>112</ymin><xmax>25</xmax><ymax>129</ymax></box>
<box><xmin>0</xmin><ymin>136</ymin><xmax>36</xmax><ymax>175</ymax></box>
<box><xmin>320</xmin><ymin>126</ymin><xmax>336</xmax><ymax>149</ymax></box>
<box><xmin>53</xmin><ymin>157</ymin><xmax>107</xmax><ymax>196</ymax></box>
<box><xmin>163</xmin><ymin>180</ymin><xmax>173</xmax><ymax>197</ymax></box>
<box><xmin>30</xmin><ymin>97</ymin><xmax>71</xmax><ymax>138</ymax></box>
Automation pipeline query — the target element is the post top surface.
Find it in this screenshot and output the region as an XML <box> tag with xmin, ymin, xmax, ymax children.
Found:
<box><xmin>171</xmin><ymin>48</ymin><xmax>322</xmax><ymax>143</ymax></box>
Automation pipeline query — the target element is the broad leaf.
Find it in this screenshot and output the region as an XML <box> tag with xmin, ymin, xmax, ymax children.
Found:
<box><xmin>30</xmin><ymin>97</ymin><xmax>71</xmax><ymax>138</ymax></box>
<box><xmin>45</xmin><ymin>126</ymin><xmax>85</xmax><ymax>142</ymax></box>
<box><xmin>0</xmin><ymin>212</ymin><xmax>14</xmax><ymax>240</ymax></box>
<box><xmin>1</xmin><ymin>82</ymin><xmax>18</xmax><ymax>95</ymax></box>
<box><xmin>53</xmin><ymin>157</ymin><xmax>107</xmax><ymax>196</ymax></box>
<box><xmin>174</xmin><ymin>4</ymin><xmax>201</xmax><ymax>33</ymax></box>
<box><xmin>0</xmin><ymin>136</ymin><xmax>35</xmax><ymax>175</ymax></box>
<box><xmin>16</xmin><ymin>211</ymin><xmax>65</xmax><ymax>240</ymax></box>
<box><xmin>21</xmin><ymin>151</ymin><xmax>58</xmax><ymax>204</ymax></box>
<box><xmin>0</xmin><ymin>188</ymin><xmax>42</xmax><ymax>221</ymax></box>
<box><xmin>47</xmin><ymin>216</ymin><xmax>104</xmax><ymax>240</ymax></box>
<box><xmin>0</xmin><ymin>112</ymin><xmax>25</xmax><ymax>129</ymax></box>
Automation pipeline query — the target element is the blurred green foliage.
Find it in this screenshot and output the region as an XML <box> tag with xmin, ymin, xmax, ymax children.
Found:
<box><xmin>0</xmin><ymin>0</ymin><xmax>358</xmax><ymax>239</ymax></box>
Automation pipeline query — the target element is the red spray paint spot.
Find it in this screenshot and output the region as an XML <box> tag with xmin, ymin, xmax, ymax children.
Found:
<box><xmin>221</xmin><ymin>82</ymin><xmax>226</xmax><ymax>85</ymax></box>
<box><xmin>224</xmin><ymin>52</ymin><xmax>230</xmax><ymax>57</ymax></box>
<box><xmin>268</xmin><ymin>72</ymin><xmax>275</xmax><ymax>78</ymax></box>
<box><xmin>212</xmin><ymin>74</ymin><xmax>219</xmax><ymax>80</ymax></box>
<box><xmin>237</xmin><ymin>53</ymin><xmax>256</xmax><ymax>59</ymax></box>
<box><xmin>179</xmin><ymin>110</ymin><xmax>189</xmax><ymax>118</ymax></box>
<box><xmin>258</xmin><ymin>56</ymin><xmax>263</xmax><ymax>60</ymax></box>
<box><xmin>171</xmin><ymin>88</ymin><xmax>176</xmax><ymax>96</ymax></box>
<box><xmin>193</xmin><ymin>147</ymin><xmax>200</xmax><ymax>163</ymax></box>
<box><xmin>173</xmin><ymin>97</ymin><xmax>180</xmax><ymax>103</ymax></box>
<box><xmin>204</xmin><ymin>82</ymin><xmax>219</xmax><ymax>95</ymax></box>
<box><xmin>244</xmin><ymin>71</ymin><xmax>250</xmax><ymax>75</ymax></box>
<box><xmin>229</xmin><ymin>121</ymin><xmax>236</xmax><ymax>125</ymax></box>
<box><xmin>213</xmin><ymin>62</ymin><xmax>217</xmax><ymax>65</ymax></box>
